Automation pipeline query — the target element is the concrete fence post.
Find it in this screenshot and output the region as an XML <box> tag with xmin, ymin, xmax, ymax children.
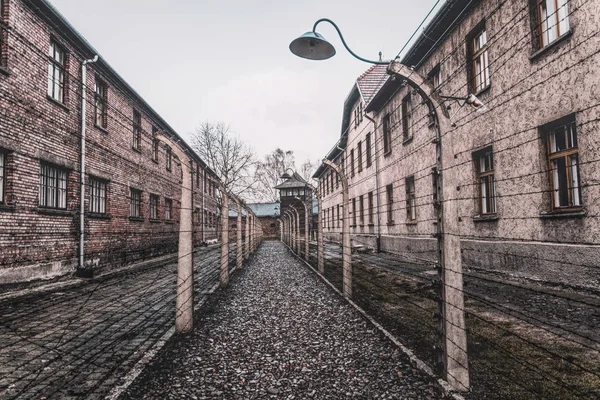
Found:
<box><xmin>234</xmin><ymin>197</ymin><xmax>243</xmax><ymax>269</ymax></box>
<box><xmin>323</xmin><ymin>159</ymin><xmax>351</xmax><ymax>298</ymax></box>
<box><xmin>317</xmin><ymin>193</ymin><xmax>324</xmax><ymax>274</ymax></box>
<box><xmin>220</xmin><ymin>186</ymin><xmax>229</xmax><ymax>287</ymax></box>
<box><xmin>245</xmin><ymin>208</ymin><xmax>250</xmax><ymax>259</ymax></box>
<box><xmin>388</xmin><ymin>61</ymin><xmax>469</xmax><ymax>391</ymax></box>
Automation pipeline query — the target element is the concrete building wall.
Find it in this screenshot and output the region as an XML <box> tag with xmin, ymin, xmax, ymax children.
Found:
<box><xmin>0</xmin><ymin>0</ymin><xmax>219</xmax><ymax>284</ymax></box>
<box><xmin>316</xmin><ymin>0</ymin><xmax>600</xmax><ymax>290</ymax></box>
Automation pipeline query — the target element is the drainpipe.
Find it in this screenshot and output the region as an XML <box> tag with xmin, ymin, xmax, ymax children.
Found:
<box><xmin>364</xmin><ymin>114</ymin><xmax>381</xmax><ymax>253</ymax></box>
<box><xmin>77</xmin><ymin>55</ymin><xmax>99</xmax><ymax>278</ymax></box>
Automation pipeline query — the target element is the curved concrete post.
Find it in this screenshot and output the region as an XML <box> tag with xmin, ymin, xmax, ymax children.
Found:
<box><xmin>233</xmin><ymin>197</ymin><xmax>243</xmax><ymax>269</ymax></box>
<box><xmin>387</xmin><ymin>61</ymin><xmax>468</xmax><ymax>390</ymax></box>
<box><xmin>154</xmin><ymin>132</ymin><xmax>194</xmax><ymax>333</ymax></box>
<box><xmin>323</xmin><ymin>159</ymin><xmax>351</xmax><ymax>299</ymax></box>
<box><xmin>219</xmin><ymin>184</ymin><xmax>229</xmax><ymax>287</ymax></box>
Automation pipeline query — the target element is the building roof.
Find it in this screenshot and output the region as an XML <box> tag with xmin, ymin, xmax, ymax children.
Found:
<box><xmin>274</xmin><ymin>172</ymin><xmax>309</xmax><ymax>190</ymax></box>
<box><xmin>357</xmin><ymin>64</ymin><xmax>390</xmax><ymax>106</ymax></box>
<box><xmin>31</xmin><ymin>0</ymin><xmax>218</xmax><ymax>179</ymax></box>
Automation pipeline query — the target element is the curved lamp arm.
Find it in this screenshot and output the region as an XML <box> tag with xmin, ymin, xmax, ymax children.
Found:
<box><xmin>313</xmin><ymin>18</ymin><xmax>389</xmax><ymax>65</ymax></box>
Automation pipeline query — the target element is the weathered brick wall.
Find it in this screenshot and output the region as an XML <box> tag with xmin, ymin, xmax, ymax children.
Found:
<box><xmin>0</xmin><ymin>0</ymin><xmax>219</xmax><ymax>283</ymax></box>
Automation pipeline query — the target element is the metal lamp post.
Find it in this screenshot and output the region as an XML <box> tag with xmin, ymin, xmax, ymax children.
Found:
<box><xmin>289</xmin><ymin>19</ymin><xmax>478</xmax><ymax>390</ymax></box>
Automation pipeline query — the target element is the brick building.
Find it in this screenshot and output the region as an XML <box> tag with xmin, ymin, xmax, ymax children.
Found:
<box><xmin>0</xmin><ymin>0</ymin><xmax>221</xmax><ymax>284</ymax></box>
<box><xmin>314</xmin><ymin>0</ymin><xmax>600</xmax><ymax>290</ymax></box>
<box><xmin>229</xmin><ymin>202</ymin><xmax>280</xmax><ymax>240</ymax></box>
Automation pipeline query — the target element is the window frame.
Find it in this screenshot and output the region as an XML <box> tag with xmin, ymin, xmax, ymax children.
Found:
<box><xmin>164</xmin><ymin>198</ymin><xmax>173</xmax><ymax>221</ymax></box>
<box><xmin>39</xmin><ymin>162</ymin><xmax>68</xmax><ymax>210</ymax></box>
<box><xmin>129</xmin><ymin>188</ymin><xmax>142</xmax><ymax>219</ymax></box>
<box><xmin>166</xmin><ymin>146</ymin><xmax>172</xmax><ymax>171</ymax></box>
<box><xmin>536</xmin><ymin>0</ymin><xmax>570</xmax><ymax>50</ymax></box>
<box><xmin>382</xmin><ymin>113</ymin><xmax>391</xmax><ymax>155</ymax></box>
<box><xmin>468</xmin><ymin>23</ymin><xmax>490</xmax><ymax>93</ymax></box>
<box><xmin>474</xmin><ymin>147</ymin><xmax>497</xmax><ymax>215</ymax></box>
<box><xmin>365</xmin><ymin>133</ymin><xmax>372</xmax><ymax>167</ymax></box>
<box><xmin>149</xmin><ymin>194</ymin><xmax>159</xmax><ymax>220</ymax></box>
<box><xmin>386</xmin><ymin>184</ymin><xmax>394</xmax><ymax>225</ymax></box>
<box><xmin>350</xmin><ymin>149</ymin><xmax>355</xmax><ymax>177</ymax></box>
<box><xmin>47</xmin><ymin>40</ymin><xmax>66</xmax><ymax>104</ymax></box>
<box><xmin>132</xmin><ymin>109</ymin><xmax>142</xmax><ymax>151</ymax></box>
<box><xmin>405</xmin><ymin>176</ymin><xmax>417</xmax><ymax>221</ymax></box>
<box><xmin>357</xmin><ymin>141</ymin><xmax>363</xmax><ymax>173</ymax></box>
<box><xmin>352</xmin><ymin>198</ymin><xmax>357</xmax><ymax>227</ymax></box>
<box><xmin>402</xmin><ymin>94</ymin><xmax>413</xmax><ymax>142</ymax></box>
<box><xmin>542</xmin><ymin>115</ymin><xmax>582</xmax><ymax>211</ymax></box>
<box><xmin>88</xmin><ymin>176</ymin><xmax>107</xmax><ymax>214</ymax></box>
<box><xmin>368</xmin><ymin>191</ymin><xmax>374</xmax><ymax>225</ymax></box>
<box><xmin>359</xmin><ymin>195</ymin><xmax>365</xmax><ymax>226</ymax></box>
<box><xmin>94</xmin><ymin>78</ymin><xmax>107</xmax><ymax>129</ymax></box>
<box><xmin>152</xmin><ymin>126</ymin><xmax>159</xmax><ymax>162</ymax></box>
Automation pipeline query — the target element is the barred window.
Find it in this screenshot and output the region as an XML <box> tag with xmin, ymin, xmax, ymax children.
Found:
<box><xmin>165</xmin><ymin>198</ymin><xmax>173</xmax><ymax>220</ymax></box>
<box><xmin>359</xmin><ymin>195</ymin><xmax>365</xmax><ymax>225</ymax></box>
<box><xmin>352</xmin><ymin>198</ymin><xmax>357</xmax><ymax>226</ymax></box>
<box><xmin>39</xmin><ymin>163</ymin><xmax>67</xmax><ymax>209</ymax></box>
<box><xmin>337</xmin><ymin>204</ymin><xmax>341</xmax><ymax>228</ymax></box>
<box><xmin>47</xmin><ymin>41</ymin><xmax>66</xmax><ymax>103</ymax></box>
<box><xmin>543</xmin><ymin>115</ymin><xmax>581</xmax><ymax>209</ymax></box>
<box><xmin>0</xmin><ymin>151</ymin><xmax>5</xmax><ymax>204</ymax></box>
<box><xmin>152</xmin><ymin>126</ymin><xmax>159</xmax><ymax>161</ymax></box>
<box><xmin>94</xmin><ymin>78</ymin><xmax>107</xmax><ymax>128</ymax></box>
<box><xmin>368</xmin><ymin>191</ymin><xmax>374</xmax><ymax>224</ymax></box>
<box><xmin>350</xmin><ymin>149</ymin><xmax>355</xmax><ymax>177</ymax></box>
<box><xmin>149</xmin><ymin>194</ymin><xmax>159</xmax><ymax>220</ymax></box>
<box><xmin>129</xmin><ymin>188</ymin><xmax>142</xmax><ymax>218</ymax></box>
<box><xmin>89</xmin><ymin>177</ymin><xmax>107</xmax><ymax>214</ymax></box>
<box><xmin>537</xmin><ymin>0</ymin><xmax>570</xmax><ymax>48</ymax></box>
<box><xmin>470</xmin><ymin>25</ymin><xmax>490</xmax><ymax>93</ymax></box>
<box><xmin>132</xmin><ymin>109</ymin><xmax>141</xmax><ymax>150</ymax></box>
<box><xmin>475</xmin><ymin>148</ymin><xmax>496</xmax><ymax>215</ymax></box>
<box><xmin>406</xmin><ymin>176</ymin><xmax>416</xmax><ymax>221</ymax></box>
<box><xmin>357</xmin><ymin>141</ymin><xmax>363</xmax><ymax>173</ymax></box>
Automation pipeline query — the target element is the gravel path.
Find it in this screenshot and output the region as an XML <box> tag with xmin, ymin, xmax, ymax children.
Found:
<box><xmin>121</xmin><ymin>241</ymin><xmax>441</xmax><ymax>399</ymax></box>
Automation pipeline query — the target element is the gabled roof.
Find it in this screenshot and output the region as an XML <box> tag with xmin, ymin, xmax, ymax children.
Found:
<box><xmin>229</xmin><ymin>202</ymin><xmax>281</xmax><ymax>218</ymax></box>
<box><xmin>274</xmin><ymin>172</ymin><xmax>309</xmax><ymax>190</ymax></box>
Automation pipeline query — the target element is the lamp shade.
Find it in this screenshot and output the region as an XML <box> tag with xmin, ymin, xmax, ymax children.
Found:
<box><xmin>289</xmin><ymin>31</ymin><xmax>336</xmax><ymax>60</ymax></box>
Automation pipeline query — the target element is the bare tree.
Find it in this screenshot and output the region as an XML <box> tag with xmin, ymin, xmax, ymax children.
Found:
<box><xmin>299</xmin><ymin>159</ymin><xmax>319</xmax><ymax>184</ymax></box>
<box><xmin>190</xmin><ymin>122</ymin><xmax>256</xmax><ymax>197</ymax></box>
<box><xmin>254</xmin><ymin>148</ymin><xmax>296</xmax><ymax>202</ymax></box>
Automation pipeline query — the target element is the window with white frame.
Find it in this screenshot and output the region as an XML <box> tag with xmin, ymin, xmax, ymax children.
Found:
<box><xmin>47</xmin><ymin>40</ymin><xmax>66</xmax><ymax>103</ymax></box>
<box><xmin>382</xmin><ymin>113</ymin><xmax>391</xmax><ymax>155</ymax></box>
<box><xmin>165</xmin><ymin>198</ymin><xmax>173</xmax><ymax>220</ymax></box>
<box><xmin>132</xmin><ymin>109</ymin><xmax>142</xmax><ymax>151</ymax></box>
<box><xmin>149</xmin><ymin>194</ymin><xmax>159</xmax><ymax>220</ymax></box>
<box><xmin>39</xmin><ymin>163</ymin><xmax>67</xmax><ymax>209</ymax></box>
<box><xmin>386</xmin><ymin>184</ymin><xmax>394</xmax><ymax>224</ymax></box>
<box><xmin>470</xmin><ymin>24</ymin><xmax>490</xmax><ymax>93</ymax></box>
<box><xmin>89</xmin><ymin>177</ymin><xmax>107</xmax><ymax>214</ymax></box>
<box><xmin>94</xmin><ymin>78</ymin><xmax>107</xmax><ymax>129</ymax></box>
<box><xmin>406</xmin><ymin>176</ymin><xmax>416</xmax><ymax>221</ymax></box>
<box><xmin>537</xmin><ymin>0</ymin><xmax>570</xmax><ymax>49</ymax></box>
<box><xmin>402</xmin><ymin>94</ymin><xmax>413</xmax><ymax>141</ymax></box>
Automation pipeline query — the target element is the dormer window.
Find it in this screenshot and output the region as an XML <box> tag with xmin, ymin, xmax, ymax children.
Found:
<box><xmin>354</xmin><ymin>101</ymin><xmax>363</xmax><ymax>127</ymax></box>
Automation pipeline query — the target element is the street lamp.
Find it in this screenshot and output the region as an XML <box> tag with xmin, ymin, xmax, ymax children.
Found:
<box><xmin>289</xmin><ymin>18</ymin><xmax>471</xmax><ymax>391</ymax></box>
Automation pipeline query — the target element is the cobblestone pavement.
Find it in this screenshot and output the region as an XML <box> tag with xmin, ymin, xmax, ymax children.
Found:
<box><xmin>121</xmin><ymin>241</ymin><xmax>441</xmax><ymax>400</ymax></box>
<box><xmin>0</xmin><ymin>244</ymin><xmax>240</xmax><ymax>400</ymax></box>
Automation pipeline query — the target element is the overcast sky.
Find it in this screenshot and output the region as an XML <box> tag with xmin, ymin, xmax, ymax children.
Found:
<box><xmin>49</xmin><ymin>0</ymin><xmax>441</xmax><ymax>165</ymax></box>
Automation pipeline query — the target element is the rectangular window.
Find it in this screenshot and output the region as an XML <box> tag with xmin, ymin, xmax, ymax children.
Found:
<box><xmin>47</xmin><ymin>40</ymin><xmax>65</xmax><ymax>103</ymax></box>
<box><xmin>350</xmin><ymin>149</ymin><xmax>355</xmax><ymax>177</ymax></box>
<box><xmin>152</xmin><ymin>127</ymin><xmax>159</xmax><ymax>161</ymax></box>
<box><xmin>386</xmin><ymin>184</ymin><xmax>394</xmax><ymax>224</ymax></box>
<box><xmin>406</xmin><ymin>176</ymin><xmax>416</xmax><ymax>221</ymax></box>
<box><xmin>402</xmin><ymin>94</ymin><xmax>413</xmax><ymax>141</ymax></box>
<box><xmin>354</xmin><ymin>101</ymin><xmax>363</xmax><ymax>127</ymax></box>
<box><xmin>129</xmin><ymin>188</ymin><xmax>142</xmax><ymax>218</ymax></box>
<box><xmin>0</xmin><ymin>151</ymin><xmax>5</xmax><ymax>204</ymax></box>
<box><xmin>359</xmin><ymin>195</ymin><xmax>365</xmax><ymax>225</ymax></box>
<box><xmin>165</xmin><ymin>198</ymin><xmax>173</xmax><ymax>220</ymax></box>
<box><xmin>382</xmin><ymin>113</ymin><xmax>391</xmax><ymax>155</ymax></box>
<box><xmin>544</xmin><ymin>115</ymin><xmax>581</xmax><ymax>209</ymax></box>
<box><xmin>166</xmin><ymin>147</ymin><xmax>172</xmax><ymax>171</ymax></box>
<box><xmin>368</xmin><ymin>191</ymin><xmax>374</xmax><ymax>224</ymax></box>
<box><xmin>94</xmin><ymin>78</ymin><xmax>107</xmax><ymax>129</ymax></box>
<box><xmin>538</xmin><ymin>0</ymin><xmax>570</xmax><ymax>48</ymax></box>
<box><xmin>89</xmin><ymin>177</ymin><xmax>107</xmax><ymax>214</ymax></box>
<box><xmin>365</xmin><ymin>133</ymin><xmax>372</xmax><ymax>167</ymax></box>
<box><xmin>352</xmin><ymin>198</ymin><xmax>357</xmax><ymax>226</ymax></box>
<box><xmin>149</xmin><ymin>194</ymin><xmax>159</xmax><ymax>220</ymax></box>
<box><xmin>475</xmin><ymin>148</ymin><xmax>497</xmax><ymax>215</ymax></box>
<box><xmin>470</xmin><ymin>25</ymin><xmax>490</xmax><ymax>93</ymax></box>
<box><xmin>336</xmin><ymin>204</ymin><xmax>341</xmax><ymax>228</ymax></box>
<box><xmin>330</xmin><ymin>172</ymin><xmax>334</xmax><ymax>192</ymax></box>
<box><xmin>428</xmin><ymin>63</ymin><xmax>442</xmax><ymax>88</ymax></box>
<box><xmin>357</xmin><ymin>141</ymin><xmax>363</xmax><ymax>173</ymax></box>
<box><xmin>132</xmin><ymin>109</ymin><xmax>142</xmax><ymax>151</ymax></box>
<box><xmin>39</xmin><ymin>163</ymin><xmax>67</xmax><ymax>209</ymax></box>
